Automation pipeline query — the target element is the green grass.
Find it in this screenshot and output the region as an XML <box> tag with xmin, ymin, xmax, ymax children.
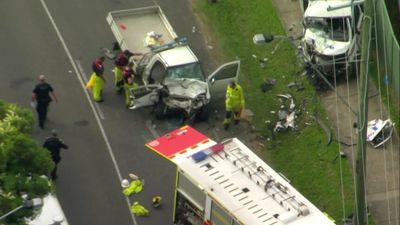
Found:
<box><xmin>193</xmin><ymin>0</ymin><xmax>361</xmax><ymax>222</ymax></box>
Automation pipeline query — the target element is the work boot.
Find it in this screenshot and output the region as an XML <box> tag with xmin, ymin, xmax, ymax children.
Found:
<box><xmin>224</xmin><ymin>123</ymin><xmax>229</xmax><ymax>131</ymax></box>
<box><xmin>116</xmin><ymin>87</ymin><xmax>123</xmax><ymax>95</ymax></box>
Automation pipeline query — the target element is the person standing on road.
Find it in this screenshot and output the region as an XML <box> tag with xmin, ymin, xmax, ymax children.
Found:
<box><xmin>123</xmin><ymin>62</ymin><xmax>136</xmax><ymax>83</ymax></box>
<box><xmin>87</xmin><ymin>72</ymin><xmax>105</xmax><ymax>102</ymax></box>
<box><xmin>114</xmin><ymin>50</ymin><xmax>132</xmax><ymax>94</ymax></box>
<box><xmin>223</xmin><ymin>80</ymin><xmax>245</xmax><ymax>130</ymax></box>
<box><xmin>32</xmin><ymin>75</ymin><xmax>58</xmax><ymax>129</ymax></box>
<box><xmin>43</xmin><ymin>129</ymin><xmax>69</xmax><ymax>180</ymax></box>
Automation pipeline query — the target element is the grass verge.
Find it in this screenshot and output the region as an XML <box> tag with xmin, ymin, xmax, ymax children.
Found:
<box><xmin>193</xmin><ymin>0</ymin><xmax>360</xmax><ymax>222</ymax></box>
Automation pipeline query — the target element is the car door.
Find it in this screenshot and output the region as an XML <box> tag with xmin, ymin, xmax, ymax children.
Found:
<box><xmin>207</xmin><ymin>60</ymin><xmax>240</xmax><ymax>101</ymax></box>
<box><xmin>135</xmin><ymin>52</ymin><xmax>154</xmax><ymax>78</ymax></box>
<box><xmin>129</xmin><ymin>84</ymin><xmax>161</xmax><ymax>109</ymax></box>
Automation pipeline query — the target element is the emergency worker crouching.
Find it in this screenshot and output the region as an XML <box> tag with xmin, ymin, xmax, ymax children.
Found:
<box><xmin>124</xmin><ymin>76</ymin><xmax>139</xmax><ymax>108</ymax></box>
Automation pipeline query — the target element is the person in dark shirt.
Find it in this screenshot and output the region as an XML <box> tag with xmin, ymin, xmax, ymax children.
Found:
<box><xmin>43</xmin><ymin>129</ymin><xmax>69</xmax><ymax>180</ymax></box>
<box><xmin>32</xmin><ymin>75</ymin><xmax>58</xmax><ymax>129</ymax></box>
<box><xmin>113</xmin><ymin>51</ymin><xmax>131</xmax><ymax>93</ymax></box>
<box><xmin>123</xmin><ymin>62</ymin><xmax>136</xmax><ymax>83</ymax></box>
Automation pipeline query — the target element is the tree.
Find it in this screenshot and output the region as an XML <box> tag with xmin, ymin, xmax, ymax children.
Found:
<box><xmin>0</xmin><ymin>100</ymin><xmax>54</xmax><ymax>225</ymax></box>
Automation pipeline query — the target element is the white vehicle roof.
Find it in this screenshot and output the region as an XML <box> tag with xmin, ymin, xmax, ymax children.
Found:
<box><xmin>146</xmin><ymin>126</ymin><xmax>335</xmax><ymax>225</ymax></box>
<box><xmin>26</xmin><ymin>193</ymin><xmax>69</xmax><ymax>225</ymax></box>
<box><xmin>305</xmin><ymin>0</ymin><xmax>352</xmax><ymax>18</ymax></box>
<box><xmin>159</xmin><ymin>45</ymin><xmax>198</xmax><ymax>67</ymax></box>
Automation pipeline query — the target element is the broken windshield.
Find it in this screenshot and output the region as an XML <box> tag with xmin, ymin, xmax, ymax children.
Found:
<box><xmin>305</xmin><ymin>17</ymin><xmax>350</xmax><ymax>42</ymax></box>
<box><xmin>166</xmin><ymin>62</ymin><xmax>205</xmax><ymax>81</ymax></box>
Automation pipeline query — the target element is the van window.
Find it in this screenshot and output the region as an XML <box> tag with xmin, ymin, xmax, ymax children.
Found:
<box><xmin>328</xmin><ymin>17</ymin><xmax>350</xmax><ymax>42</ymax></box>
<box><xmin>166</xmin><ymin>62</ymin><xmax>205</xmax><ymax>81</ymax></box>
<box><xmin>211</xmin><ymin>62</ymin><xmax>239</xmax><ymax>81</ymax></box>
<box><xmin>305</xmin><ymin>17</ymin><xmax>350</xmax><ymax>42</ymax></box>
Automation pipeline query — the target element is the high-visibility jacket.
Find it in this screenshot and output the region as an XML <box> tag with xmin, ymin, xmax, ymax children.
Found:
<box><xmin>91</xmin><ymin>73</ymin><xmax>104</xmax><ymax>102</ymax></box>
<box><xmin>130</xmin><ymin>202</ymin><xmax>149</xmax><ymax>216</ymax></box>
<box><xmin>122</xmin><ymin>179</ymin><xmax>143</xmax><ymax>196</ymax></box>
<box><xmin>225</xmin><ymin>83</ymin><xmax>245</xmax><ymax>111</ymax></box>
<box><xmin>114</xmin><ymin>67</ymin><xmax>123</xmax><ymax>84</ymax></box>
<box><xmin>124</xmin><ymin>82</ymin><xmax>139</xmax><ymax>107</ymax></box>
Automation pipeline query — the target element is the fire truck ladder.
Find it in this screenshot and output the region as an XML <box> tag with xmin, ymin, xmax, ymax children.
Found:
<box><xmin>222</xmin><ymin>139</ymin><xmax>310</xmax><ymax>217</ymax></box>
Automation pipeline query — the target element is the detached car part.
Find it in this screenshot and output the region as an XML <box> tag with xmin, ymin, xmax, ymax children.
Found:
<box><xmin>366</xmin><ymin>119</ymin><xmax>394</xmax><ymax>148</ymax></box>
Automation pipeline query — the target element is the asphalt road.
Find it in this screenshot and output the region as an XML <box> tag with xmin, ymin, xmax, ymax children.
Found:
<box><xmin>0</xmin><ymin>0</ymin><xmax>221</xmax><ymax>225</ymax></box>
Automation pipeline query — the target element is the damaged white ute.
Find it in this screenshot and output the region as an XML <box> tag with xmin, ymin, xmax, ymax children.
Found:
<box><xmin>107</xmin><ymin>6</ymin><xmax>240</xmax><ymax>122</ymax></box>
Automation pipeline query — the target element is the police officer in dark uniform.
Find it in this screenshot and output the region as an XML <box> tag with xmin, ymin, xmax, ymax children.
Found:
<box><xmin>32</xmin><ymin>75</ymin><xmax>58</xmax><ymax>129</ymax></box>
<box><xmin>43</xmin><ymin>129</ymin><xmax>69</xmax><ymax>180</ymax></box>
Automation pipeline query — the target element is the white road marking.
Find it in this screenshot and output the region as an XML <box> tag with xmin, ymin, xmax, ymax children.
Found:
<box><xmin>39</xmin><ymin>1</ymin><xmax>137</xmax><ymax>224</ymax></box>
<box><xmin>75</xmin><ymin>60</ymin><xmax>105</xmax><ymax>120</ymax></box>
<box><xmin>75</xmin><ymin>60</ymin><xmax>88</xmax><ymax>83</ymax></box>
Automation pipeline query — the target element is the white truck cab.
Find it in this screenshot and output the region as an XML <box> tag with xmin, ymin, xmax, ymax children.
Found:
<box><xmin>300</xmin><ymin>0</ymin><xmax>364</xmax><ymax>78</ymax></box>
<box><xmin>146</xmin><ymin>126</ymin><xmax>336</xmax><ymax>225</ymax></box>
<box><xmin>107</xmin><ymin>6</ymin><xmax>240</xmax><ymax>122</ymax></box>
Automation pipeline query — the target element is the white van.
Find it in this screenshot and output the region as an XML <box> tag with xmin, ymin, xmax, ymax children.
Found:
<box><xmin>300</xmin><ymin>0</ymin><xmax>364</xmax><ymax>79</ymax></box>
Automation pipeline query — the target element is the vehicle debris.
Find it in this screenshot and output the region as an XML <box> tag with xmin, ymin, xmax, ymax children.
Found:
<box><xmin>274</xmin><ymin>94</ymin><xmax>298</xmax><ymax>132</ymax></box>
<box><xmin>332</xmin><ymin>151</ymin><xmax>346</xmax><ymax>163</ymax></box>
<box><xmin>260</xmin><ymin>79</ymin><xmax>276</xmax><ymax>92</ymax></box>
<box><xmin>366</xmin><ymin>119</ymin><xmax>395</xmax><ymax>148</ymax></box>
<box><xmin>287</xmin><ymin>81</ymin><xmax>305</xmax><ymax>91</ymax></box>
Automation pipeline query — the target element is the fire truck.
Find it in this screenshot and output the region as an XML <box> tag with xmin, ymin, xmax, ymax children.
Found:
<box><xmin>146</xmin><ymin>126</ymin><xmax>336</xmax><ymax>225</ymax></box>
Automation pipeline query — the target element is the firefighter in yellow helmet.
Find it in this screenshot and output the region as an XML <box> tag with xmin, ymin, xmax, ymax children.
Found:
<box><xmin>224</xmin><ymin>80</ymin><xmax>245</xmax><ymax>130</ymax></box>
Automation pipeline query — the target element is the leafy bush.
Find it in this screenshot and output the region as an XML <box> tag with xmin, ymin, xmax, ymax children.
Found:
<box><xmin>0</xmin><ymin>100</ymin><xmax>54</xmax><ymax>224</ymax></box>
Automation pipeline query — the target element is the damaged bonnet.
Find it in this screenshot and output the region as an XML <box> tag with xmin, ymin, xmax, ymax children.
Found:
<box><xmin>164</xmin><ymin>78</ymin><xmax>208</xmax><ymax>99</ymax></box>
<box><xmin>304</xmin><ymin>29</ymin><xmax>350</xmax><ymax>55</ymax></box>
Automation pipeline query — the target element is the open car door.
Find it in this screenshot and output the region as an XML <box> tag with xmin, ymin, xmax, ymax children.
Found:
<box><xmin>129</xmin><ymin>84</ymin><xmax>161</xmax><ymax>109</ymax></box>
<box><xmin>207</xmin><ymin>60</ymin><xmax>240</xmax><ymax>101</ymax></box>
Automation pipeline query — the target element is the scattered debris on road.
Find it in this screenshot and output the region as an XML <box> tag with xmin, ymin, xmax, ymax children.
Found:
<box><xmin>260</xmin><ymin>79</ymin><xmax>276</xmax><ymax>92</ymax></box>
<box><xmin>366</xmin><ymin>119</ymin><xmax>395</xmax><ymax>148</ymax></box>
